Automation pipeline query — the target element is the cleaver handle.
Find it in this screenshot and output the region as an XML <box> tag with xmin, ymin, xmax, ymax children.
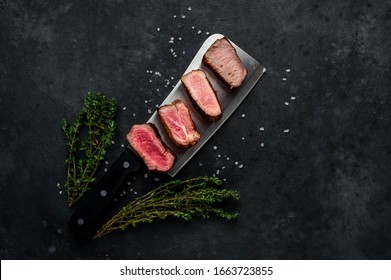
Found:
<box><xmin>68</xmin><ymin>148</ymin><xmax>145</xmax><ymax>241</ymax></box>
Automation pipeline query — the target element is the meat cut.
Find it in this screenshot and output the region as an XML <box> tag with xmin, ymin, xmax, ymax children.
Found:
<box><xmin>158</xmin><ymin>99</ymin><xmax>201</xmax><ymax>148</ymax></box>
<box><xmin>127</xmin><ymin>123</ymin><xmax>176</xmax><ymax>172</ymax></box>
<box><xmin>203</xmin><ymin>37</ymin><xmax>247</xmax><ymax>89</ymax></box>
<box><xmin>181</xmin><ymin>69</ymin><xmax>222</xmax><ymax>122</ymax></box>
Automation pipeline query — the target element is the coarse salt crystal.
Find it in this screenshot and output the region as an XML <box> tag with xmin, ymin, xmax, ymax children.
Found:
<box><xmin>122</xmin><ymin>107</ymin><xmax>126</xmax><ymax>110</ymax></box>
<box><xmin>285</xmin><ymin>102</ymin><xmax>289</xmax><ymax>105</ymax></box>
<box><xmin>157</xmin><ymin>27</ymin><xmax>160</xmax><ymax>32</ymax></box>
<box><xmin>104</xmin><ymin>161</ymin><xmax>109</xmax><ymax>165</ymax></box>
<box><xmin>241</xmin><ymin>113</ymin><xmax>245</xmax><ymax>118</ymax></box>
<box><xmin>222</xmin><ymin>166</ymin><xmax>225</xmax><ymax>169</ymax></box>
<box><xmin>188</xmin><ymin>6</ymin><xmax>192</xmax><ymax>11</ymax></box>
<box><xmin>191</xmin><ymin>26</ymin><xmax>195</xmax><ymax>29</ymax></box>
<box><xmin>284</xmin><ymin>129</ymin><xmax>290</xmax><ymax>133</ymax></box>
<box><xmin>181</xmin><ymin>15</ymin><xmax>186</xmax><ymax>18</ymax></box>
<box><xmin>121</xmin><ymin>144</ymin><xmax>125</xmax><ymax>147</ymax></box>
<box><xmin>235</xmin><ymin>161</ymin><xmax>238</xmax><ymax>165</ymax></box>
<box><xmin>226</xmin><ymin>157</ymin><xmax>230</xmax><ymax>160</ymax></box>
<box><xmin>147</xmin><ymin>109</ymin><xmax>152</xmax><ymax>114</ymax></box>
<box><xmin>154</xmin><ymin>178</ymin><xmax>160</xmax><ymax>182</ymax></box>
<box><xmin>144</xmin><ymin>173</ymin><xmax>148</xmax><ymax>179</ymax></box>
<box><xmin>197</xmin><ymin>30</ymin><xmax>202</xmax><ymax>35</ymax></box>
<box><xmin>199</xmin><ymin>162</ymin><xmax>203</xmax><ymax>166</ymax></box>
<box><xmin>173</xmin><ymin>15</ymin><xmax>177</xmax><ymax>18</ymax></box>
<box><xmin>56</xmin><ymin>183</ymin><xmax>60</xmax><ymax>187</ymax></box>
<box><xmin>261</xmin><ymin>143</ymin><xmax>264</xmax><ymax>147</ymax></box>
<box><xmin>238</xmin><ymin>164</ymin><xmax>243</xmax><ymax>169</ymax></box>
<box><xmin>260</xmin><ymin>127</ymin><xmax>265</xmax><ymax>131</ymax></box>
<box><xmin>213</xmin><ymin>146</ymin><xmax>217</xmax><ymax>150</ymax></box>
<box><xmin>282</xmin><ymin>77</ymin><xmax>287</xmax><ymax>81</ymax></box>
<box><xmin>286</xmin><ymin>69</ymin><xmax>291</xmax><ymax>72</ymax></box>
<box><xmin>206</xmin><ymin>32</ymin><xmax>210</xmax><ymax>35</ymax></box>
<box><xmin>216</xmin><ymin>170</ymin><xmax>220</xmax><ymax>175</ymax></box>
<box><xmin>241</xmin><ymin>137</ymin><xmax>245</xmax><ymax>140</ymax></box>
<box><xmin>291</xmin><ymin>96</ymin><xmax>296</xmax><ymax>100</ymax></box>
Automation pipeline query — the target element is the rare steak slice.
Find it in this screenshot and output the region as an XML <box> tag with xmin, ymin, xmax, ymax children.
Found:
<box><xmin>181</xmin><ymin>70</ymin><xmax>222</xmax><ymax>122</ymax></box>
<box><xmin>203</xmin><ymin>37</ymin><xmax>247</xmax><ymax>89</ymax></box>
<box><xmin>158</xmin><ymin>99</ymin><xmax>201</xmax><ymax>148</ymax></box>
<box><xmin>127</xmin><ymin>123</ymin><xmax>176</xmax><ymax>172</ymax></box>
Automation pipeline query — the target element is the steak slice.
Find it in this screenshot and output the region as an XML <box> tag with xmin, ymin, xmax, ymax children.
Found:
<box><xmin>126</xmin><ymin>123</ymin><xmax>176</xmax><ymax>172</ymax></box>
<box><xmin>158</xmin><ymin>99</ymin><xmax>201</xmax><ymax>148</ymax></box>
<box><xmin>203</xmin><ymin>37</ymin><xmax>247</xmax><ymax>89</ymax></box>
<box><xmin>181</xmin><ymin>70</ymin><xmax>222</xmax><ymax>122</ymax></box>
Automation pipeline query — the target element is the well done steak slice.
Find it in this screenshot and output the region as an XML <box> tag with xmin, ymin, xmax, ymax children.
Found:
<box><xmin>158</xmin><ymin>99</ymin><xmax>201</xmax><ymax>148</ymax></box>
<box><xmin>203</xmin><ymin>37</ymin><xmax>247</xmax><ymax>89</ymax></box>
<box><xmin>181</xmin><ymin>70</ymin><xmax>222</xmax><ymax>122</ymax></box>
<box><xmin>127</xmin><ymin>123</ymin><xmax>176</xmax><ymax>172</ymax></box>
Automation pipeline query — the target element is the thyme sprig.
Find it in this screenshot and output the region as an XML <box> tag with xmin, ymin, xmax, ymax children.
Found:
<box><xmin>62</xmin><ymin>92</ymin><xmax>117</xmax><ymax>207</ymax></box>
<box><xmin>94</xmin><ymin>176</ymin><xmax>240</xmax><ymax>239</ymax></box>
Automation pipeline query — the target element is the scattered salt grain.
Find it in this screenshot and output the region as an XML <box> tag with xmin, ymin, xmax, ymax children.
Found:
<box><xmin>291</xmin><ymin>96</ymin><xmax>296</xmax><ymax>100</ymax></box>
<box><xmin>173</xmin><ymin>15</ymin><xmax>177</xmax><ymax>18</ymax></box>
<box><xmin>157</xmin><ymin>27</ymin><xmax>161</xmax><ymax>32</ymax></box>
<box><xmin>145</xmin><ymin>100</ymin><xmax>148</xmax><ymax>103</ymax></box>
<box><xmin>121</xmin><ymin>144</ymin><xmax>125</xmax><ymax>147</ymax></box>
<box><xmin>181</xmin><ymin>15</ymin><xmax>186</xmax><ymax>19</ymax></box>
<box><xmin>111</xmin><ymin>140</ymin><xmax>115</xmax><ymax>144</ymax></box>
<box><xmin>241</xmin><ymin>113</ymin><xmax>246</xmax><ymax>118</ymax></box>
<box><xmin>222</xmin><ymin>166</ymin><xmax>226</xmax><ymax>170</ymax></box>
<box><xmin>188</xmin><ymin>6</ymin><xmax>192</xmax><ymax>11</ymax></box>
<box><xmin>149</xmin><ymin>79</ymin><xmax>152</xmax><ymax>83</ymax></box>
<box><xmin>223</xmin><ymin>178</ymin><xmax>227</xmax><ymax>182</ymax></box>
<box><xmin>56</xmin><ymin>183</ymin><xmax>60</xmax><ymax>188</ymax></box>
<box><xmin>104</xmin><ymin>168</ymin><xmax>108</xmax><ymax>172</ymax></box>
<box><xmin>206</xmin><ymin>32</ymin><xmax>210</xmax><ymax>35</ymax></box>
<box><xmin>154</xmin><ymin>178</ymin><xmax>160</xmax><ymax>182</ymax></box>
<box><xmin>133</xmin><ymin>113</ymin><xmax>136</xmax><ymax>117</ymax></box>
<box><xmin>235</xmin><ymin>161</ymin><xmax>238</xmax><ymax>165</ymax></box>
<box><xmin>122</xmin><ymin>107</ymin><xmax>126</xmax><ymax>110</ymax></box>
<box><xmin>127</xmin><ymin>182</ymin><xmax>131</xmax><ymax>185</ymax></box>
<box><xmin>282</xmin><ymin>77</ymin><xmax>287</xmax><ymax>81</ymax></box>
<box><xmin>59</xmin><ymin>190</ymin><xmax>62</xmax><ymax>195</ymax></box>
<box><xmin>238</xmin><ymin>164</ymin><xmax>244</xmax><ymax>169</ymax></box>
<box><xmin>134</xmin><ymin>191</ymin><xmax>138</xmax><ymax>195</ymax></box>
<box><xmin>178</xmin><ymin>37</ymin><xmax>182</xmax><ymax>41</ymax></box>
<box><xmin>260</xmin><ymin>127</ymin><xmax>265</xmax><ymax>131</ymax></box>
<box><xmin>197</xmin><ymin>30</ymin><xmax>202</xmax><ymax>35</ymax></box>
<box><xmin>104</xmin><ymin>161</ymin><xmax>109</xmax><ymax>165</ymax></box>
<box><xmin>286</xmin><ymin>69</ymin><xmax>291</xmax><ymax>72</ymax></box>
<box><xmin>213</xmin><ymin>146</ymin><xmax>217</xmax><ymax>150</ymax></box>
<box><xmin>284</xmin><ymin>129</ymin><xmax>290</xmax><ymax>133</ymax></box>
<box><xmin>285</xmin><ymin>102</ymin><xmax>289</xmax><ymax>106</ymax></box>
<box><xmin>144</xmin><ymin>173</ymin><xmax>148</xmax><ymax>179</ymax></box>
<box><xmin>241</xmin><ymin>137</ymin><xmax>245</xmax><ymax>140</ymax></box>
<box><xmin>226</xmin><ymin>157</ymin><xmax>230</xmax><ymax>161</ymax></box>
<box><xmin>217</xmin><ymin>154</ymin><xmax>221</xmax><ymax>158</ymax></box>
<box><xmin>216</xmin><ymin>169</ymin><xmax>220</xmax><ymax>175</ymax></box>
<box><xmin>191</xmin><ymin>26</ymin><xmax>195</xmax><ymax>29</ymax></box>
<box><xmin>147</xmin><ymin>109</ymin><xmax>152</xmax><ymax>114</ymax></box>
<box><xmin>261</xmin><ymin>143</ymin><xmax>264</xmax><ymax>147</ymax></box>
<box><xmin>156</xmin><ymin>88</ymin><xmax>160</xmax><ymax>92</ymax></box>
<box><xmin>199</xmin><ymin>162</ymin><xmax>203</xmax><ymax>166</ymax></box>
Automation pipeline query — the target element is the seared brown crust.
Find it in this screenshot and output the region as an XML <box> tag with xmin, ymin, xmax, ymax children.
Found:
<box><xmin>203</xmin><ymin>37</ymin><xmax>247</xmax><ymax>89</ymax></box>
<box><xmin>181</xmin><ymin>70</ymin><xmax>222</xmax><ymax>122</ymax></box>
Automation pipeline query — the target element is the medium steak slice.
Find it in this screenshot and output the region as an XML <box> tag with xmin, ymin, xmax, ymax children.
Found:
<box><xmin>158</xmin><ymin>99</ymin><xmax>201</xmax><ymax>148</ymax></box>
<box><xmin>203</xmin><ymin>37</ymin><xmax>247</xmax><ymax>89</ymax></box>
<box><xmin>181</xmin><ymin>70</ymin><xmax>222</xmax><ymax>122</ymax></box>
<box><xmin>127</xmin><ymin>123</ymin><xmax>176</xmax><ymax>172</ymax></box>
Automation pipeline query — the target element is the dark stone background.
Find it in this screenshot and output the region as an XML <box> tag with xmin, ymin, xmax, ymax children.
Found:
<box><xmin>1</xmin><ymin>0</ymin><xmax>390</xmax><ymax>259</ymax></box>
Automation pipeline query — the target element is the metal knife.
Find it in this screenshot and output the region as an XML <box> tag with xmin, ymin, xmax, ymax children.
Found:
<box><xmin>69</xmin><ymin>34</ymin><xmax>266</xmax><ymax>241</ymax></box>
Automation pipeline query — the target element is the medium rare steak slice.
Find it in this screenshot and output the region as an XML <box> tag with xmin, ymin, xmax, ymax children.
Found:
<box><xmin>158</xmin><ymin>99</ymin><xmax>201</xmax><ymax>148</ymax></box>
<box><xmin>181</xmin><ymin>70</ymin><xmax>222</xmax><ymax>122</ymax></box>
<box><xmin>127</xmin><ymin>123</ymin><xmax>176</xmax><ymax>172</ymax></box>
<box><xmin>203</xmin><ymin>37</ymin><xmax>247</xmax><ymax>89</ymax></box>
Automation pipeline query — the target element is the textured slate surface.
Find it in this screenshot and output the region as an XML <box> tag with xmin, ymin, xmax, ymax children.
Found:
<box><xmin>1</xmin><ymin>0</ymin><xmax>390</xmax><ymax>259</ymax></box>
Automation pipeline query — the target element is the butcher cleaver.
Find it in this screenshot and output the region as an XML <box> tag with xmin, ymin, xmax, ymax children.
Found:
<box><xmin>69</xmin><ymin>34</ymin><xmax>266</xmax><ymax>240</ymax></box>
